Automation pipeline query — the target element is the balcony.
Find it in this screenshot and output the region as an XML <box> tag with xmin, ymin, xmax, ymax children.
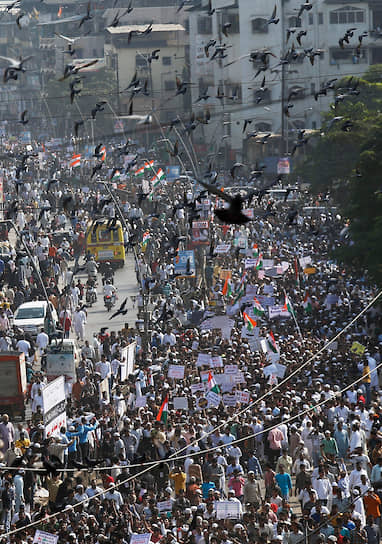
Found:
<box><xmin>39</xmin><ymin>37</ymin><xmax>55</xmax><ymax>50</ymax></box>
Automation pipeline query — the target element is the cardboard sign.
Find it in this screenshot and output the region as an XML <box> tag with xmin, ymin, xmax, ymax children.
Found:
<box><xmin>197</xmin><ymin>353</ymin><xmax>212</xmax><ymax>367</ymax></box>
<box><xmin>216</xmin><ymin>501</ymin><xmax>242</xmax><ymax>519</ymax></box>
<box><xmin>235</xmin><ymin>391</ymin><xmax>250</xmax><ymax>404</ymax></box>
<box><xmin>211</xmin><ymin>356</ymin><xmax>223</xmax><ymax>368</ymax></box>
<box><xmin>168</xmin><ymin>365</ymin><xmax>185</xmax><ymax>379</ymax></box>
<box><xmin>350</xmin><ymin>341</ymin><xmax>366</xmax><ymax>355</ymax></box>
<box><xmin>223</xmin><ymin>394</ymin><xmax>237</xmax><ymax>407</ymax></box>
<box><xmin>206</xmin><ymin>390</ymin><xmax>222</xmax><ymax>407</ymax></box>
<box><xmin>33</xmin><ymin>531</ymin><xmax>58</xmax><ymax>544</ymax></box>
<box><xmin>191</xmin><ymin>383</ymin><xmax>205</xmax><ymax>394</ymax></box>
<box><xmin>135</xmin><ymin>396</ymin><xmax>147</xmax><ymax>408</ymax></box>
<box><xmin>173</xmin><ymin>397</ymin><xmax>189</xmax><ymax>410</ymax></box>
<box><xmin>224</xmin><ymin>365</ymin><xmax>238</xmax><ymax>374</ymax></box>
<box><xmin>157</xmin><ymin>501</ymin><xmax>173</xmax><ymax>512</ymax></box>
<box><xmin>214</xmin><ymin>244</ymin><xmax>231</xmax><ymax>254</ymax></box>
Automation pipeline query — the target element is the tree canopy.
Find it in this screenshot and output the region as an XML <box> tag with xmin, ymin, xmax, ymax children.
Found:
<box><xmin>296</xmin><ymin>69</ymin><xmax>382</xmax><ymax>284</ymax></box>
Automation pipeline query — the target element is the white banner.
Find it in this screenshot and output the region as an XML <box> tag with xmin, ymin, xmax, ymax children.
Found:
<box><xmin>130</xmin><ymin>534</ymin><xmax>151</xmax><ymax>544</ymax></box>
<box><xmin>214</xmin><ymin>244</ymin><xmax>231</xmax><ymax>254</ymax></box>
<box><xmin>33</xmin><ymin>530</ymin><xmax>58</xmax><ymax>544</ymax></box>
<box><xmin>168</xmin><ymin>365</ymin><xmax>185</xmax><ymax>379</ymax></box>
<box><xmin>42</xmin><ymin>376</ymin><xmax>66</xmax><ymax>438</ymax></box>
<box><xmin>216</xmin><ymin>501</ymin><xmax>242</xmax><ymax>519</ymax></box>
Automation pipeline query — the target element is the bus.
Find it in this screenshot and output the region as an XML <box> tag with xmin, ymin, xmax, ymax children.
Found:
<box><xmin>85</xmin><ymin>219</ymin><xmax>125</xmax><ymax>268</ymax></box>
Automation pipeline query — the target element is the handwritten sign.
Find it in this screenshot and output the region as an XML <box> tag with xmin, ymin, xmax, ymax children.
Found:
<box><xmin>168</xmin><ymin>365</ymin><xmax>185</xmax><ymax>379</ymax></box>
<box><xmin>215</xmin><ymin>501</ymin><xmax>242</xmax><ymax>519</ymax></box>
<box><xmin>350</xmin><ymin>341</ymin><xmax>366</xmax><ymax>355</ymax></box>
<box><xmin>33</xmin><ymin>531</ymin><xmax>58</xmax><ymax>544</ymax></box>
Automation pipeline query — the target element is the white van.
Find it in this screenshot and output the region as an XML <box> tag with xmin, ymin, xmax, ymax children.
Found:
<box><xmin>13</xmin><ymin>301</ymin><xmax>58</xmax><ymax>336</ymax></box>
<box><xmin>45</xmin><ymin>339</ymin><xmax>80</xmax><ymax>383</ymax></box>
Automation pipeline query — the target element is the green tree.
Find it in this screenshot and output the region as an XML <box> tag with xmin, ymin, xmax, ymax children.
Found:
<box><xmin>296</xmin><ymin>76</ymin><xmax>382</xmax><ymax>284</ymax></box>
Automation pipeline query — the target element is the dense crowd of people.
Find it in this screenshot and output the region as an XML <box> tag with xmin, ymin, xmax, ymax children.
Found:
<box><xmin>0</xmin><ymin>141</ymin><xmax>380</xmax><ymax>544</ymax></box>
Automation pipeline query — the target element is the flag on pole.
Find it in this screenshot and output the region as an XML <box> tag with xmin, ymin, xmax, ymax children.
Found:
<box><xmin>142</xmin><ymin>230</ymin><xmax>151</xmax><ymax>249</ymax></box>
<box><xmin>111</xmin><ymin>170</ymin><xmax>121</xmax><ymax>181</ymax></box>
<box><xmin>253</xmin><ymin>296</ymin><xmax>265</xmax><ymax>316</ymax></box>
<box><xmin>156</xmin><ymin>395</ymin><xmax>168</xmax><ymax>423</ymax></box>
<box><xmin>144</xmin><ymin>160</ymin><xmax>154</xmax><ymax>170</ymax></box>
<box><xmin>252</xmin><ymin>243</ymin><xmax>259</xmax><ymax>257</ymax></box>
<box><xmin>208</xmin><ymin>372</ymin><xmax>220</xmax><ymax>394</ymax></box>
<box><xmin>57</xmin><ymin>6</ymin><xmax>63</xmax><ymax>16</ymax></box>
<box><xmin>283</xmin><ymin>294</ymin><xmax>296</xmax><ymax>317</ymax></box>
<box><xmin>243</xmin><ymin>312</ymin><xmax>257</xmax><ymax>331</ymax></box>
<box><xmin>303</xmin><ymin>291</ymin><xmax>312</xmax><ymax>313</ymax></box>
<box><xmin>222</xmin><ymin>277</ymin><xmax>232</xmax><ymax>297</ymax></box>
<box><xmin>135</xmin><ymin>166</ymin><xmax>145</xmax><ymax>177</ymax></box>
<box><xmin>100</xmin><ymin>146</ymin><xmax>106</xmax><ymax>161</ymax></box>
<box><xmin>70</xmin><ymin>153</ymin><xmax>81</xmax><ymax>168</ymax></box>
<box><xmin>266</xmin><ymin>331</ymin><xmax>279</xmax><ymax>353</ymax></box>
<box><xmin>151</xmin><ymin>168</ymin><xmax>165</xmax><ymax>187</ymax></box>
<box><xmin>255</xmin><ymin>252</ymin><xmax>263</xmax><ymax>270</ymax></box>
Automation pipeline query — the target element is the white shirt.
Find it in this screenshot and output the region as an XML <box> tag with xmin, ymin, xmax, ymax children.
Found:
<box><xmin>16</xmin><ymin>339</ymin><xmax>30</xmax><ymax>356</ymax></box>
<box><xmin>104</xmin><ymin>284</ymin><xmax>116</xmax><ymax>297</ymax></box>
<box><xmin>36</xmin><ymin>331</ymin><xmax>49</xmax><ymax>350</ymax></box>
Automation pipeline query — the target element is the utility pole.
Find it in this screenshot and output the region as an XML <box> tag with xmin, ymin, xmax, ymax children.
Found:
<box><xmin>280</xmin><ymin>0</ymin><xmax>287</xmax><ymax>155</ymax></box>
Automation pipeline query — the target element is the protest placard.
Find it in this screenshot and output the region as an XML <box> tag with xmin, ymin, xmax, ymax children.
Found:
<box><xmin>197</xmin><ymin>353</ymin><xmax>212</xmax><ymax>367</ymax></box>
<box><xmin>206</xmin><ymin>390</ymin><xmax>222</xmax><ymax>407</ymax></box>
<box><xmin>130</xmin><ymin>535</ymin><xmax>151</xmax><ymax>544</ymax></box>
<box><xmin>173</xmin><ymin>397</ymin><xmax>189</xmax><ymax>410</ymax></box>
<box><xmin>33</xmin><ymin>531</ymin><xmax>58</xmax><ymax>544</ymax></box>
<box><xmin>215</xmin><ymin>501</ymin><xmax>242</xmax><ymax>519</ymax></box>
<box><xmin>168</xmin><ymin>365</ymin><xmax>185</xmax><ymax>379</ymax></box>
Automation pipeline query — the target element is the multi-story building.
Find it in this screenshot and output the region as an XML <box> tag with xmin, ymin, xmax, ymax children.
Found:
<box><xmin>188</xmin><ymin>0</ymin><xmax>381</xmax><ymax>169</ymax></box>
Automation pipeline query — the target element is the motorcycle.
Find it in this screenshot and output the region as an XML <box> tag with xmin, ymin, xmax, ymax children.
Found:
<box><xmin>104</xmin><ymin>294</ymin><xmax>115</xmax><ymax>312</ymax></box>
<box><xmin>86</xmin><ymin>286</ymin><xmax>97</xmax><ymax>307</ymax></box>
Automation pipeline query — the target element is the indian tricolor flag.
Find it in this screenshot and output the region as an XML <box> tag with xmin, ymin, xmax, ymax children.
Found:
<box><xmin>303</xmin><ymin>291</ymin><xmax>312</xmax><ymax>313</ymax></box>
<box><xmin>100</xmin><ymin>145</ymin><xmax>106</xmax><ymax>161</ymax></box>
<box><xmin>156</xmin><ymin>395</ymin><xmax>168</xmax><ymax>423</ymax></box>
<box><xmin>222</xmin><ymin>277</ymin><xmax>232</xmax><ymax>297</ymax></box>
<box><xmin>145</xmin><ymin>160</ymin><xmax>154</xmax><ymax>170</ymax></box>
<box><xmin>112</xmin><ymin>170</ymin><xmax>121</xmax><ymax>181</ymax></box>
<box><xmin>151</xmin><ymin>168</ymin><xmax>165</xmax><ymax>187</ymax></box>
<box><xmin>135</xmin><ymin>165</ymin><xmax>145</xmax><ymax>177</ymax></box>
<box><xmin>70</xmin><ymin>153</ymin><xmax>81</xmax><ymax>168</ymax></box>
<box><xmin>283</xmin><ymin>294</ymin><xmax>295</xmax><ymax>317</ymax></box>
<box><xmin>253</xmin><ymin>296</ymin><xmax>265</xmax><ymax>316</ymax></box>
<box><xmin>267</xmin><ymin>331</ymin><xmax>279</xmax><ymax>353</ymax></box>
<box><xmin>255</xmin><ymin>252</ymin><xmax>263</xmax><ymax>270</ymax></box>
<box><xmin>142</xmin><ymin>230</ymin><xmax>151</xmax><ymax>250</ymax></box>
<box><xmin>208</xmin><ymin>371</ymin><xmax>220</xmax><ymax>394</ymax></box>
<box><xmin>243</xmin><ymin>311</ymin><xmax>257</xmax><ymax>331</ymax></box>
<box><xmin>252</xmin><ymin>243</ymin><xmax>259</xmax><ymax>257</ymax></box>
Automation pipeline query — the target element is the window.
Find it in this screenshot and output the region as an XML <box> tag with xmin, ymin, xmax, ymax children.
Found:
<box><xmin>318</xmin><ymin>13</ymin><xmax>323</xmax><ymax>25</ymax></box>
<box><xmin>251</xmin><ymin>18</ymin><xmax>268</xmax><ymax>33</ymax></box>
<box><xmin>310</xmin><ymin>82</ymin><xmax>315</xmax><ymax>95</ymax></box>
<box><xmin>288</xmin><ymin>86</ymin><xmax>305</xmax><ymax>100</ymax></box>
<box><xmin>99</xmin><ymin>230</ymin><xmax>111</xmax><ymax>242</ymax></box>
<box><xmin>255</xmin><ymin>122</ymin><xmax>271</xmax><ymax>132</ymax></box>
<box><xmin>225</xmin><ymin>84</ymin><xmax>241</xmax><ymax>103</ymax></box>
<box><xmin>162</xmin><ymin>56</ymin><xmax>171</xmax><ymax>66</ymax></box>
<box><xmin>330</xmin><ymin>7</ymin><xmax>365</xmax><ymax>24</ymax></box>
<box><xmin>164</xmin><ymin>80</ymin><xmax>175</xmax><ymax>91</ymax></box>
<box><xmin>308</xmin><ymin>13</ymin><xmax>313</xmax><ymax>25</ymax></box>
<box><xmin>225</xmin><ymin>13</ymin><xmax>240</xmax><ymax>34</ymax></box>
<box><xmin>312</xmin><ymin>121</ymin><xmax>317</xmax><ymax>130</ymax></box>
<box><xmin>135</xmin><ymin>54</ymin><xmax>148</xmax><ymax>69</ymax></box>
<box><xmin>330</xmin><ymin>47</ymin><xmax>367</xmax><ymax>64</ymax></box>
<box><xmin>254</xmin><ymin>89</ymin><xmax>271</xmax><ymax>104</ymax></box>
<box><xmin>288</xmin><ymin>16</ymin><xmax>302</xmax><ymax>28</ymax></box>
<box><xmin>197</xmin><ymin>16</ymin><xmax>212</xmax><ymax>34</ymax></box>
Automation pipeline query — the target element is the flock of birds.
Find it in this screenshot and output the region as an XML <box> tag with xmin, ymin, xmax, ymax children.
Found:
<box><xmin>0</xmin><ymin>0</ymin><xmax>369</xmax><ymax>231</ymax></box>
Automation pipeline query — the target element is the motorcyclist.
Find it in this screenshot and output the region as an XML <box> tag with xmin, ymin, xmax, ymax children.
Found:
<box><xmin>86</xmin><ymin>256</ymin><xmax>98</xmax><ymax>281</ymax></box>
<box><xmin>103</xmin><ymin>280</ymin><xmax>116</xmax><ymax>301</ymax></box>
<box><xmin>101</xmin><ymin>261</ymin><xmax>114</xmax><ymax>285</ymax></box>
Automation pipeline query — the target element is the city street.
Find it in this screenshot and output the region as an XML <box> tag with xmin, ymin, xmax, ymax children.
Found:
<box><xmin>78</xmin><ymin>253</ymin><xmax>139</xmax><ymax>341</ymax></box>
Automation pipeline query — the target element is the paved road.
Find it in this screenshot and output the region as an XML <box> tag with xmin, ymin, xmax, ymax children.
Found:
<box><xmin>77</xmin><ymin>253</ymin><xmax>139</xmax><ymax>342</ymax></box>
